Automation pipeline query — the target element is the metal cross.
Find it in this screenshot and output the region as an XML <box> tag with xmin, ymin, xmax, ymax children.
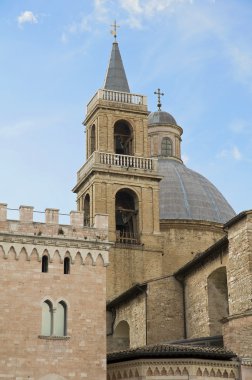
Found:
<box><xmin>154</xmin><ymin>88</ymin><xmax>164</xmax><ymax>111</ymax></box>
<box><xmin>111</xmin><ymin>20</ymin><xmax>120</xmax><ymax>41</ymax></box>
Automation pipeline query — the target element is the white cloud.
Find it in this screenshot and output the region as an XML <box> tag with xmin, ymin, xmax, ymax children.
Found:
<box><xmin>218</xmin><ymin>145</ymin><xmax>242</xmax><ymax>161</ymax></box>
<box><xmin>17</xmin><ymin>11</ymin><xmax>38</xmax><ymax>26</ymax></box>
<box><xmin>232</xmin><ymin>146</ymin><xmax>242</xmax><ymax>160</ymax></box>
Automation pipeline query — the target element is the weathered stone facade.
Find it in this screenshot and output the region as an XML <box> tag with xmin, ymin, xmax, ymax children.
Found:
<box><xmin>0</xmin><ymin>204</ymin><xmax>110</xmax><ymax>380</ymax></box>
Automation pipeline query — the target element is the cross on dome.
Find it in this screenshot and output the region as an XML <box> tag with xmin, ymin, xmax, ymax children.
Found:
<box><xmin>154</xmin><ymin>88</ymin><xmax>164</xmax><ymax>111</ymax></box>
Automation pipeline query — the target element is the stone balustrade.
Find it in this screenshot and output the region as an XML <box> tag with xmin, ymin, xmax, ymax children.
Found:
<box><xmin>86</xmin><ymin>89</ymin><xmax>147</xmax><ymax>114</ymax></box>
<box><xmin>77</xmin><ymin>152</ymin><xmax>157</xmax><ymax>181</ymax></box>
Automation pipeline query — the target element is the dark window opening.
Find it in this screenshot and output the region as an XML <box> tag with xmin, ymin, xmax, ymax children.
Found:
<box><xmin>90</xmin><ymin>125</ymin><xmax>96</xmax><ymax>155</ymax></box>
<box><xmin>114</xmin><ymin>121</ymin><xmax>133</xmax><ymax>156</ymax></box>
<box><xmin>84</xmin><ymin>194</ymin><xmax>90</xmax><ymax>226</ymax></box>
<box><xmin>64</xmin><ymin>257</ymin><xmax>70</xmax><ymax>275</ymax></box>
<box><xmin>161</xmin><ymin>137</ymin><xmax>172</xmax><ymax>157</ymax></box>
<box><xmin>115</xmin><ymin>189</ymin><xmax>139</xmax><ymax>245</ymax></box>
<box><xmin>42</xmin><ymin>255</ymin><xmax>48</xmax><ymax>273</ymax></box>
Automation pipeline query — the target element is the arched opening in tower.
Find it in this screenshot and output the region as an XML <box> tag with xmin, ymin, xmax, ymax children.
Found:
<box><xmin>90</xmin><ymin>124</ymin><xmax>96</xmax><ymax>155</ymax></box>
<box><xmin>114</xmin><ymin>120</ymin><xmax>133</xmax><ymax>156</ymax></box>
<box><xmin>207</xmin><ymin>266</ymin><xmax>229</xmax><ymax>336</ymax></box>
<box><xmin>115</xmin><ymin>189</ymin><xmax>139</xmax><ymax>244</ymax></box>
<box><xmin>83</xmin><ymin>194</ymin><xmax>91</xmax><ymax>226</ymax></box>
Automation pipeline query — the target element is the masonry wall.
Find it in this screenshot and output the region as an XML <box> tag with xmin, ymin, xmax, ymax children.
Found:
<box><xmin>184</xmin><ymin>250</ymin><xmax>228</xmax><ymax>339</ymax></box>
<box><xmin>147</xmin><ymin>277</ymin><xmax>184</xmax><ymax>344</ymax></box>
<box><xmin>107</xmin><ymin>292</ymin><xmax>146</xmax><ymax>353</ymax></box>
<box><xmin>161</xmin><ymin>220</ymin><xmax>225</xmax><ymax>275</ymax></box>
<box><xmin>107</xmin><ymin>246</ymin><xmax>163</xmax><ymax>299</ymax></box>
<box><xmin>223</xmin><ymin>212</ymin><xmax>252</xmax><ymax>359</ymax></box>
<box><xmin>0</xmin><ymin>205</ymin><xmax>109</xmax><ymax>380</ymax></box>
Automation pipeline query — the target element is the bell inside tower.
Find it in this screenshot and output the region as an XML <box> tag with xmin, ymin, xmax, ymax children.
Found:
<box><xmin>115</xmin><ymin>189</ymin><xmax>139</xmax><ymax>245</ymax></box>
<box><xmin>114</xmin><ymin>120</ymin><xmax>133</xmax><ymax>155</ymax></box>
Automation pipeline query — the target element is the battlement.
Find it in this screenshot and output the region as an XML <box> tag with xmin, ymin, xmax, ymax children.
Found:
<box><xmin>0</xmin><ymin>203</ymin><xmax>108</xmax><ymax>242</ymax></box>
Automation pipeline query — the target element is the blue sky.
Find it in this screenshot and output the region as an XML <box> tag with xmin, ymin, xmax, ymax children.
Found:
<box><xmin>0</xmin><ymin>0</ymin><xmax>251</xmax><ymax>220</ymax></box>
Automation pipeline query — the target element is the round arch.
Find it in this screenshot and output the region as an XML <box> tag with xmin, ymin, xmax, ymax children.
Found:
<box><xmin>115</xmin><ymin>188</ymin><xmax>139</xmax><ymax>244</ymax></box>
<box><xmin>114</xmin><ymin>119</ymin><xmax>134</xmax><ymax>155</ymax></box>
<box><xmin>114</xmin><ymin>320</ymin><xmax>130</xmax><ymax>350</ymax></box>
<box><xmin>207</xmin><ymin>266</ymin><xmax>229</xmax><ymax>336</ymax></box>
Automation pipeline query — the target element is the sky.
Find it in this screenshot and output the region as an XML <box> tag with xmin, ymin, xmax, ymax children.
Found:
<box><xmin>0</xmin><ymin>0</ymin><xmax>252</xmax><ymax>222</ymax></box>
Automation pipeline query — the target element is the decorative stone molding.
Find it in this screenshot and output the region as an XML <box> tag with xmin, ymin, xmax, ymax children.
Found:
<box><xmin>107</xmin><ymin>358</ymin><xmax>240</xmax><ymax>379</ymax></box>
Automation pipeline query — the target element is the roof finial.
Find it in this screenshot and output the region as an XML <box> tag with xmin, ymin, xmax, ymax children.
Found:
<box><xmin>111</xmin><ymin>20</ymin><xmax>120</xmax><ymax>42</ymax></box>
<box><xmin>154</xmin><ymin>88</ymin><xmax>164</xmax><ymax>111</ymax></box>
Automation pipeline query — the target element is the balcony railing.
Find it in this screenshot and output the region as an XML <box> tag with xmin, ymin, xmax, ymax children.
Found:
<box><xmin>77</xmin><ymin>152</ymin><xmax>157</xmax><ymax>181</ymax></box>
<box><xmin>87</xmin><ymin>89</ymin><xmax>147</xmax><ymax>114</ymax></box>
<box><xmin>116</xmin><ymin>230</ymin><xmax>140</xmax><ymax>245</ymax></box>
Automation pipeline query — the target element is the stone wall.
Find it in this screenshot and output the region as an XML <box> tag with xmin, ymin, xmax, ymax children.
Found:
<box><xmin>183</xmin><ymin>249</ymin><xmax>228</xmax><ymax>339</ymax></box>
<box><xmin>0</xmin><ymin>204</ymin><xmax>110</xmax><ymax>380</ymax></box>
<box><xmin>223</xmin><ymin>211</ymin><xmax>252</xmax><ymax>360</ymax></box>
<box><xmin>107</xmin><ymin>291</ymin><xmax>146</xmax><ymax>353</ymax></box>
<box><xmin>161</xmin><ymin>220</ymin><xmax>225</xmax><ymax>275</ymax></box>
<box><xmin>147</xmin><ymin>276</ymin><xmax>184</xmax><ymax>344</ymax></box>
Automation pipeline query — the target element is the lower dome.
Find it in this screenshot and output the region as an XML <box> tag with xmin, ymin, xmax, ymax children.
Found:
<box><xmin>158</xmin><ymin>159</ymin><xmax>235</xmax><ymax>223</ymax></box>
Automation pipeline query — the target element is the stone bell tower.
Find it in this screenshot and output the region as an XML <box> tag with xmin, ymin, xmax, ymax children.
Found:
<box><xmin>73</xmin><ymin>37</ymin><xmax>163</xmax><ymax>298</ymax></box>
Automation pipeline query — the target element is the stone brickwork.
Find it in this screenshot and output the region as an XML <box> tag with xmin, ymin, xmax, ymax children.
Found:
<box><xmin>146</xmin><ymin>276</ymin><xmax>184</xmax><ymax>344</ymax></box>
<box><xmin>108</xmin><ymin>292</ymin><xmax>146</xmax><ymax>352</ymax></box>
<box><xmin>0</xmin><ymin>204</ymin><xmax>110</xmax><ymax>380</ymax></box>
<box><xmin>183</xmin><ymin>248</ymin><xmax>228</xmax><ymax>339</ymax></box>
<box><xmin>107</xmin><ymin>245</ymin><xmax>163</xmax><ymax>299</ymax></box>
<box><xmin>223</xmin><ymin>211</ymin><xmax>252</xmax><ymax>360</ymax></box>
<box><xmin>161</xmin><ymin>220</ymin><xmax>225</xmax><ymax>274</ymax></box>
<box><xmin>107</xmin><ymin>358</ymin><xmax>239</xmax><ymax>379</ymax></box>
<box><xmin>107</xmin><ymin>276</ymin><xmax>184</xmax><ymax>353</ymax></box>
<box><xmin>226</xmin><ymin>212</ymin><xmax>252</xmax><ymax>315</ymax></box>
<box><xmin>223</xmin><ymin>312</ymin><xmax>252</xmax><ymax>359</ymax></box>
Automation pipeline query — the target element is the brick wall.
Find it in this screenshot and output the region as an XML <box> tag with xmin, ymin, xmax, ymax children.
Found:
<box><xmin>0</xmin><ymin>205</ymin><xmax>110</xmax><ymax>380</ymax></box>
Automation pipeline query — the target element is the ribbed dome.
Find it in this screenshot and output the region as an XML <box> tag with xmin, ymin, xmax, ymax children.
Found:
<box><xmin>158</xmin><ymin>159</ymin><xmax>235</xmax><ymax>223</ymax></box>
<box><xmin>148</xmin><ymin>111</ymin><xmax>177</xmax><ymax>126</ymax></box>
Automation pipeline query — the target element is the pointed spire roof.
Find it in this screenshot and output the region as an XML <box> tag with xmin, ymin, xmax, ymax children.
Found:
<box><xmin>103</xmin><ymin>42</ymin><xmax>130</xmax><ymax>93</ymax></box>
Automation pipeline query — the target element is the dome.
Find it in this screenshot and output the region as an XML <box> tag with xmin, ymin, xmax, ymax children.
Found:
<box><xmin>148</xmin><ymin>111</ymin><xmax>177</xmax><ymax>126</ymax></box>
<box><xmin>158</xmin><ymin>159</ymin><xmax>235</xmax><ymax>223</ymax></box>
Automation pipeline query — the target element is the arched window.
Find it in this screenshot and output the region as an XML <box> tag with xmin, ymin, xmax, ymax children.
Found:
<box><xmin>41</xmin><ymin>300</ymin><xmax>53</xmax><ymax>336</ymax></box>
<box><xmin>54</xmin><ymin>301</ymin><xmax>67</xmax><ymax>336</ymax></box>
<box><xmin>90</xmin><ymin>124</ymin><xmax>96</xmax><ymax>154</ymax></box>
<box><xmin>114</xmin><ymin>320</ymin><xmax>130</xmax><ymax>350</ymax></box>
<box><xmin>207</xmin><ymin>267</ymin><xmax>229</xmax><ymax>336</ymax></box>
<box><xmin>42</xmin><ymin>255</ymin><xmax>48</xmax><ymax>273</ymax></box>
<box><xmin>64</xmin><ymin>257</ymin><xmax>70</xmax><ymax>274</ymax></box>
<box><xmin>83</xmin><ymin>194</ymin><xmax>90</xmax><ymax>226</ymax></box>
<box><xmin>114</xmin><ymin>120</ymin><xmax>133</xmax><ymax>155</ymax></box>
<box><xmin>115</xmin><ymin>189</ymin><xmax>139</xmax><ymax>245</ymax></box>
<box><xmin>161</xmin><ymin>137</ymin><xmax>172</xmax><ymax>157</ymax></box>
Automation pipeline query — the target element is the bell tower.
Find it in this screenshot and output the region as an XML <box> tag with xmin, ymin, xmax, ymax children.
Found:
<box><xmin>73</xmin><ymin>36</ymin><xmax>163</xmax><ymax>298</ymax></box>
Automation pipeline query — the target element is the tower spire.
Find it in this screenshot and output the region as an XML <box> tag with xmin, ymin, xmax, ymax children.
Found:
<box><xmin>103</xmin><ymin>21</ymin><xmax>130</xmax><ymax>93</ymax></box>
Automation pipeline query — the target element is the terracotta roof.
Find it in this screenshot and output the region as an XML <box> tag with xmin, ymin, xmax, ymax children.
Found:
<box><xmin>174</xmin><ymin>236</ymin><xmax>228</xmax><ymax>279</ymax></box>
<box><xmin>107</xmin><ymin>343</ymin><xmax>236</xmax><ymax>363</ymax></box>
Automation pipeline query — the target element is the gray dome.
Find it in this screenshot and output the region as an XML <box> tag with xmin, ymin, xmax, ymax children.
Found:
<box><xmin>148</xmin><ymin>111</ymin><xmax>177</xmax><ymax>126</ymax></box>
<box><xmin>158</xmin><ymin>159</ymin><xmax>235</xmax><ymax>223</ymax></box>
